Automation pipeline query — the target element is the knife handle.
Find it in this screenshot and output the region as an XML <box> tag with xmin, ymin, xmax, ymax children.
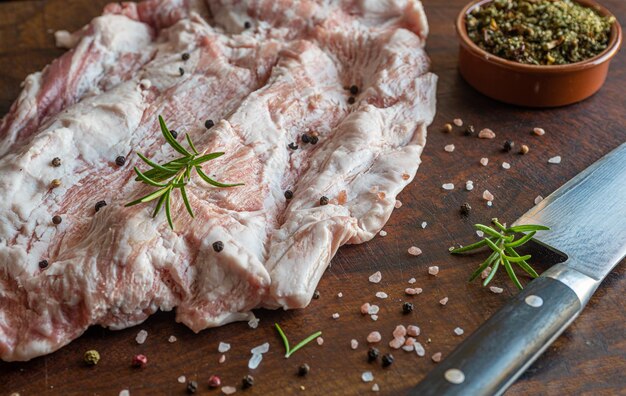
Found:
<box><xmin>410</xmin><ymin>266</ymin><xmax>597</xmax><ymax>396</ymax></box>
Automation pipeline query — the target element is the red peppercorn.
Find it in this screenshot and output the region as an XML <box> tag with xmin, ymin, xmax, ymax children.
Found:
<box><xmin>132</xmin><ymin>354</ymin><xmax>148</xmax><ymax>368</ymax></box>
<box><xmin>208</xmin><ymin>375</ymin><xmax>221</xmax><ymax>388</ymax></box>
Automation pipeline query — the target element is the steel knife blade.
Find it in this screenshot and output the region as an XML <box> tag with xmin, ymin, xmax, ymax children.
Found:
<box><xmin>411</xmin><ymin>142</ymin><xmax>626</xmax><ymax>396</ymax></box>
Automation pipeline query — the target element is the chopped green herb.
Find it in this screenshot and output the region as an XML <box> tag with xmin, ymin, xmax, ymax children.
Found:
<box><xmin>275</xmin><ymin>323</ymin><xmax>322</xmax><ymax>358</ymax></box>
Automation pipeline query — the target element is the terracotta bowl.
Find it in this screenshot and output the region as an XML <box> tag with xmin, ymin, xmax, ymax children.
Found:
<box><xmin>456</xmin><ymin>0</ymin><xmax>623</xmax><ymax>107</ymax></box>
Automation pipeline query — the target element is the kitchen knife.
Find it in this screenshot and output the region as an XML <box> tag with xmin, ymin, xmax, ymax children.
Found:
<box><xmin>411</xmin><ymin>142</ymin><xmax>626</xmax><ymax>396</ymax></box>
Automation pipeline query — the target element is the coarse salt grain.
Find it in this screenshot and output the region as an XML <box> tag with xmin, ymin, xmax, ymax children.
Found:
<box><xmin>369</xmin><ymin>271</ymin><xmax>382</xmax><ymax>283</ymax></box>
<box><xmin>222</xmin><ymin>386</ymin><xmax>237</xmax><ymax>395</ymax></box>
<box><xmin>168</xmin><ymin>335</ymin><xmax>177</xmax><ymax>343</ymax></box>
<box><xmin>375</xmin><ymin>292</ymin><xmax>388</xmax><ymax>299</ymax></box>
<box><xmin>408</xmin><ymin>246</ymin><xmax>422</xmax><ymax>256</ymax></box>
<box><xmin>367</xmin><ymin>331</ymin><xmax>382</xmax><ymax>343</ymax></box>
<box><xmin>481</xmin><ymin>267</ymin><xmax>492</xmax><ymax>279</ymax></box>
<box><xmin>466</xmin><ymin>180</ymin><xmax>474</xmax><ymax>191</ymax></box>
<box><xmin>368</xmin><ymin>305</ymin><xmax>380</xmax><ymax>315</ymax></box>
<box><xmin>361</xmin><ymin>302</ymin><xmax>371</xmax><ymax>315</ymax></box>
<box><xmin>453</xmin><ymin>118</ymin><xmax>463</xmax><ymax>127</ymax></box>
<box><xmin>534</xmin><ymin>195</ymin><xmax>544</xmax><ymax>205</ymax></box>
<box><xmin>337</xmin><ymin>292</ymin><xmax>343</xmax><ymax>298</ymax></box>
<box><xmin>251</xmin><ymin>342</ymin><xmax>270</xmax><ymax>354</ymax></box>
<box><xmin>316</xmin><ymin>337</ymin><xmax>324</xmax><ymax>345</ymax></box>
<box><xmin>428</xmin><ymin>266</ymin><xmax>439</xmax><ymax>276</ymax></box>
<box><xmin>248</xmin><ymin>353</ymin><xmax>263</xmax><ymax>369</ymax></box>
<box><xmin>476</xmin><ymin>230</ymin><xmax>484</xmax><ymax>237</ymax></box>
<box><xmin>389</xmin><ymin>337</ymin><xmax>405</xmax><ymax>349</ymax></box>
<box><xmin>379</xmin><ymin>230</ymin><xmax>387</xmax><ymax>237</ymax></box>
<box><xmin>218</xmin><ymin>342</ymin><xmax>231</xmax><ymax>353</ymax></box>
<box><xmin>119</xmin><ymin>390</ymin><xmax>130</xmax><ymax>396</ymax></box>
<box><xmin>444</xmin><ymin>144</ymin><xmax>455</xmax><ymax>152</ymax></box>
<box><xmin>332</xmin><ymin>313</ymin><xmax>340</xmax><ymax>319</ymax></box>
<box><xmin>487</xmin><ymin>201</ymin><xmax>493</xmax><ymax>207</ymax></box>
<box><xmin>395</xmin><ymin>200</ymin><xmax>403</xmax><ymax>208</ymax></box>
<box><xmin>439</xmin><ymin>297</ymin><xmax>449</xmax><ymax>306</ymax></box>
<box><xmin>371</xmin><ymin>315</ymin><xmax>379</xmax><ymax>321</ymax></box>
<box><xmin>533</xmin><ymin>127</ymin><xmax>545</xmax><ymax>136</ymax></box>
<box><xmin>351</xmin><ymin>339</ymin><xmax>359</xmax><ymax>349</ymax></box>
<box><xmin>405</xmin><ymin>287</ymin><xmax>423</xmax><ymax>295</ymax></box>
<box><xmin>502</xmin><ymin>162</ymin><xmax>511</xmax><ymax>170</ymax></box>
<box><xmin>408</xmin><ymin>277</ymin><xmax>416</xmax><ymax>284</ymax></box>
<box><xmin>407</xmin><ymin>325</ymin><xmax>420</xmax><ymax>337</ymax></box>
<box><xmin>393</xmin><ymin>325</ymin><xmax>407</xmax><ymax>338</ymax></box>
<box><xmin>548</xmin><ymin>156</ymin><xmax>562</xmax><ymax>164</ymax></box>
<box><xmin>490</xmin><ymin>286</ymin><xmax>504</xmax><ymax>294</ymax></box>
<box><xmin>135</xmin><ymin>329</ymin><xmax>148</xmax><ymax>344</ymax></box>
<box><xmin>478</xmin><ymin>128</ymin><xmax>496</xmax><ymax>139</ymax></box>
<box><xmin>415</xmin><ymin>342</ymin><xmax>426</xmax><ymax>357</ymax></box>
<box><xmin>442</xmin><ymin>183</ymin><xmax>454</xmax><ymax>190</ymax></box>
<box><xmin>432</xmin><ymin>352</ymin><xmax>442</xmax><ymax>363</ymax></box>
<box><xmin>483</xmin><ymin>190</ymin><xmax>494</xmax><ymax>201</ymax></box>
<box><xmin>178</xmin><ymin>376</ymin><xmax>186</xmax><ymax>383</ymax></box>
<box><xmin>219</xmin><ymin>354</ymin><xmax>226</xmax><ymax>363</ymax></box>
<box><xmin>402</xmin><ymin>344</ymin><xmax>414</xmax><ymax>352</ymax></box>
<box><xmin>372</xmin><ymin>384</ymin><xmax>380</xmax><ymax>392</ymax></box>
<box><xmin>248</xmin><ymin>317</ymin><xmax>260</xmax><ymax>329</ymax></box>
<box><xmin>454</xmin><ymin>327</ymin><xmax>464</xmax><ymax>336</ymax></box>
<box><xmin>480</xmin><ymin>157</ymin><xmax>489</xmax><ymax>166</ymax></box>
<box><xmin>362</xmin><ymin>371</ymin><xmax>374</xmax><ymax>382</ymax></box>
<box><xmin>421</xmin><ymin>221</ymin><xmax>427</xmax><ymax>229</ymax></box>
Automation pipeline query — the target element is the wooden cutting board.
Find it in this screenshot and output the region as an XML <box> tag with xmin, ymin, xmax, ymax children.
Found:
<box><xmin>1</xmin><ymin>1</ymin><xmax>625</xmax><ymax>395</ymax></box>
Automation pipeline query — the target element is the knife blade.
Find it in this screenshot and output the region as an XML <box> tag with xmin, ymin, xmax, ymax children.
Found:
<box><xmin>411</xmin><ymin>142</ymin><xmax>626</xmax><ymax>396</ymax></box>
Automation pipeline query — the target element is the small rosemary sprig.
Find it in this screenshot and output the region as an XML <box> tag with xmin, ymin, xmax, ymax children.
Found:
<box><xmin>451</xmin><ymin>218</ymin><xmax>549</xmax><ymax>289</ymax></box>
<box><xmin>275</xmin><ymin>323</ymin><xmax>322</xmax><ymax>358</ymax></box>
<box><xmin>126</xmin><ymin>115</ymin><xmax>243</xmax><ymax>229</ymax></box>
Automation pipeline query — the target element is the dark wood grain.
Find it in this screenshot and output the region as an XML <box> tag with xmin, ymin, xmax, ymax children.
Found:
<box><xmin>1</xmin><ymin>1</ymin><xmax>625</xmax><ymax>395</ymax></box>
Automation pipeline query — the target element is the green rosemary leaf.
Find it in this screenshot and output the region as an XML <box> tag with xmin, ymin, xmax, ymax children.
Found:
<box><xmin>180</xmin><ymin>185</ymin><xmax>194</xmax><ymax>218</ymax></box>
<box><xmin>474</xmin><ymin>224</ymin><xmax>502</xmax><ymax>239</ymax></box>
<box><xmin>507</xmin><ymin>225</ymin><xmax>550</xmax><ymax>233</ymax></box>
<box><xmin>503</xmin><ymin>254</ymin><xmax>532</xmax><ymax>262</ymax></box>
<box><xmin>502</xmin><ymin>255</ymin><xmax>523</xmax><ymax>290</ymax></box>
<box><xmin>451</xmin><ymin>238</ymin><xmax>490</xmax><ymax>254</ymax></box>
<box><xmin>469</xmin><ymin>250</ymin><xmax>499</xmax><ymax>282</ymax></box>
<box><xmin>274</xmin><ymin>323</ymin><xmax>291</xmax><ymax>357</ymax></box>
<box><xmin>134</xmin><ymin>167</ymin><xmax>168</xmax><ymax>188</ymax></box>
<box><xmin>152</xmin><ymin>192</ymin><xmax>167</xmax><ymax>218</ymax></box>
<box><xmin>125</xmin><ymin>186</ymin><xmax>170</xmax><ymax>207</ymax></box>
<box><xmin>191</xmin><ymin>152</ymin><xmax>225</xmax><ymax>166</ymax></box>
<box><xmin>286</xmin><ymin>331</ymin><xmax>323</xmax><ymax>358</ymax></box>
<box><xmin>483</xmin><ymin>255</ymin><xmax>500</xmax><ymax>286</ymax></box>
<box><xmin>196</xmin><ymin>168</ymin><xmax>245</xmax><ymax>187</ymax></box>
<box><xmin>158</xmin><ymin>115</ymin><xmax>191</xmax><ymax>156</ymax></box>
<box><xmin>505</xmin><ymin>247</ymin><xmax>539</xmax><ymax>278</ymax></box>
<box><xmin>164</xmin><ymin>190</ymin><xmax>174</xmax><ymax>230</ymax></box>
<box><xmin>484</xmin><ymin>237</ymin><xmax>504</xmax><ymax>255</ymax></box>
<box><xmin>185</xmin><ymin>133</ymin><xmax>199</xmax><ymax>155</ymax></box>
<box><xmin>491</xmin><ymin>218</ymin><xmax>507</xmax><ymax>233</ymax></box>
<box><xmin>505</xmin><ymin>231</ymin><xmax>536</xmax><ymax>248</ymax></box>
<box><xmin>137</xmin><ymin>152</ymin><xmax>179</xmax><ymax>174</ymax></box>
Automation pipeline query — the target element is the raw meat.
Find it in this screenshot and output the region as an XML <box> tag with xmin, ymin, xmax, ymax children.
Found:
<box><xmin>0</xmin><ymin>0</ymin><xmax>436</xmax><ymax>361</ymax></box>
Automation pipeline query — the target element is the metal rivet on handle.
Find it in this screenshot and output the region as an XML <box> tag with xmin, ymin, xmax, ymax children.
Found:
<box><xmin>525</xmin><ymin>295</ymin><xmax>543</xmax><ymax>307</ymax></box>
<box><xmin>444</xmin><ymin>368</ymin><xmax>465</xmax><ymax>384</ymax></box>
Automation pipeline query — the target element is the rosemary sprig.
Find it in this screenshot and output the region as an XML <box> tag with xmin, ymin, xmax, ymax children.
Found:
<box><xmin>451</xmin><ymin>218</ymin><xmax>549</xmax><ymax>289</ymax></box>
<box><xmin>275</xmin><ymin>323</ymin><xmax>322</xmax><ymax>358</ymax></box>
<box><xmin>126</xmin><ymin>115</ymin><xmax>243</xmax><ymax>229</ymax></box>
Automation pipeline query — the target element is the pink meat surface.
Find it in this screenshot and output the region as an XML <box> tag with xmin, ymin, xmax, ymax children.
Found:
<box><xmin>0</xmin><ymin>0</ymin><xmax>437</xmax><ymax>361</ymax></box>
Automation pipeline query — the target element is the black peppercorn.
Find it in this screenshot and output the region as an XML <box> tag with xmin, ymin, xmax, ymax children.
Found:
<box><xmin>503</xmin><ymin>140</ymin><xmax>514</xmax><ymax>152</ymax></box>
<box><xmin>309</xmin><ymin>136</ymin><xmax>319</xmax><ymax>145</ymax></box>
<box><xmin>182</xmin><ymin>52</ymin><xmax>190</xmax><ymax>61</ymax></box>
<box><xmin>298</xmin><ymin>363</ymin><xmax>310</xmax><ymax>376</ymax></box>
<box><xmin>367</xmin><ymin>347</ymin><xmax>380</xmax><ymax>362</ymax></box>
<box><xmin>52</xmin><ymin>157</ymin><xmax>62</xmax><ymax>167</ymax></box>
<box><xmin>347</xmin><ymin>96</ymin><xmax>356</xmax><ymax>104</ymax></box>
<box><xmin>464</xmin><ymin>125</ymin><xmax>475</xmax><ymax>136</ymax></box>
<box><xmin>460</xmin><ymin>202</ymin><xmax>471</xmax><ymax>216</ymax></box>
<box><xmin>52</xmin><ymin>215</ymin><xmax>62</xmax><ymax>225</ymax></box>
<box><xmin>212</xmin><ymin>241</ymin><xmax>224</xmax><ymax>252</ymax></box>
<box><xmin>242</xmin><ymin>374</ymin><xmax>254</xmax><ymax>389</ymax></box>
<box><xmin>301</xmin><ymin>134</ymin><xmax>311</xmax><ymax>144</ymax></box>
<box><xmin>402</xmin><ymin>301</ymin><xmax>414</xmax><ymax>314</ymax></box>
<box><xmin>187</xmin><ymin>380</ymin><xmax>198</xmax><ymax>394</ymax></box>
<box><xmin>115</xmin><ymin>156</ymin><xmax>126</xmax><ymax>166</ymax></box>
<box><xmin>39</xmin><ymin>260</ymin><xmax>49</xmax><ymax>269</ymax></box>
<box><xmin>179</xmin><ymin>67</ymin><xmax>185</xmax><ymax>76</ymax></box>
<box><xmin>382</xmin><ymin>353</ymin><xmax>394</xmax><ymax>367</ymax></box>
<box><xmin>284</xmin><ymin>190</ymin><xmax>293</xmax><ymax>200</ymax></box>
<box><xmin>288</xmin><ymin>142</ymin><xmax>298</xmax><ymax>150</ymax></box>
<box><xmin>205</xmin><ymin>119</ymin><xmax>214</xmax><ymax>129</ymax></box>
<box><xmin>244</xmin><ymin>21</ymin><xmax>252</xmax><ymax>29</ymax></box>
<box><xmin>170</xmin><ymin>130</ymin><xmax>178</xmax><ymax>139</ymax></box>
<box><xmin>312</xmin><ymin>290</ymin><xmax>320</xmax><ymax>299</ymax></box>
<box><xmin>349</xmin><ymin>85</ymin><xmax>359</xmax><ymax>95</ymax></box>
<box><xmin>95</xmin><ymin>200</ymin><xmax>107</xmax><ymax>213</ymax></box>
<box><xmin>319</xmin><ymin>196</ymin><xmax>329</xmax><ymax>206</ymax></box>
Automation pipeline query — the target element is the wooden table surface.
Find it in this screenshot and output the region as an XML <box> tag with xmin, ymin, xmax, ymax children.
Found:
<box><xmin>1</xmin><ymin>1</ymin><xmax>625</xmax><ymax>395</ymax></box>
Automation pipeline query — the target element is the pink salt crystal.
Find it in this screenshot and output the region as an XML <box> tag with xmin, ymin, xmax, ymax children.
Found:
<box><xmin>368</xmin><ymin>305</ymin><xmax>380</xmax><ymax>315</ymax></box>
<box><xmin>502</xmin><ymin>162</ymin><xmax>511</xmax><ymax>170</ymax></box>
<box><xmin>351</xmin><ymin>339</ymin><xmax>359</xmax><ymax>350</ymax></box>
<box><xmin>408</xmin><ymin>246</ymin><xmax>422</xmax><ymax>256</ymax></box>
<box><xmin>379</xmin><ymin>230</ymin><xmax>387</xmax><ymax>237</ymax></box>
<box><xmin>332</xmin><ymin>313</ymin><xmax>340</xmax><ymax>319</ymax></box>
<box><xmin>375</xmin><ymin>292</ymin><xmax>388</xmax><ymax>299</ymax></box>
<box><xmin>405</xmin><ymin>287</ymin><xmax>423</xmax><ymax>295</ymax></box>
<box><xmin>478</xmin><ymin>128</ymin><xmax>496</xmax><ymax>139</ymax></box>
<box><xmin>490</xmin><ymin>286</ymin><xmax>504</xmax><ymax>294</ymax></box>
<box><xmin>393</xmin><ymin>325</ymin><xmax>407</xmax><ymax>338</ymax></box>
<box><xmin>316</xmin><ymin>337</ymin><xmax>324</xmax><ymax>345</ymax></box>
<box><xmin>480</xmin><ymin>157</ymin><xmax>489</xmax><ymax>166</ymax></box>
<box><xmin>444</xmin><ymin>144</ymin><xmax>455</xmax><ymax>153</ymax></box>
<box><xmin>367</xmin><ymin>331</ymin><xmax>382</xmax><ymax>343</ymax></box>
<box><xmin>371</xmin><ymin>315</ymin><xmax>379</xmax><ymax>321</ymax></box>
<box><xmin>222</xmin><ymin>386</ymin><xmax>237</xmax><ymax>395</ymax></box>
<box><xmin>369</xmin><ymin>271</ymin><xmax>382</xmax><ymax>283</ymax></box>
<box><xmin>432</xmin><ymin>352</ymin><xmax>442</xmax><ymax>363</ymax></box>
<box><xmin>453</xmin><ymin>118</ymin><xmax>463</xmax><ymax>127</ymax></box>
<box><xmin>361</xmin><ymin>302</ymin><xmax>371</xmax><ymax>315</ymax></box>
<box><xmin>428</xmin><ymin>266</ymin><xmax>439</xmax><ymax>276</ymax></box>
<box><xmin>407</xmin><ymin>325</ymin><xmax>421</xmax><ymax>337</ymax></box>
<box><xmin>395</xmin><ymin>200</ymin><xmax>403</xmax><ymax>208</ymax></box>
<box><xmin>481</xmin><ymin>267</ymin><xmax>492</xmax><ymax>279</ymax></box>
<box><xmin>402</xmin><ymin>345</ymin><xmax>414</xmax><ymax>352</ymax></box>
<box><xmin>533</xmin><ymin>127</ymin><xmax>545</xmax><ymax>136</ymax></box>
<box><xmin>405</xmin><ymin>337</ymin><xmax>416</xmax><ymax>346</ymax></box>
<box><xmin>219</xmin><ymin>354</ymin><xmax>226</xmax><ymax>363</ymax></box>
<box><xmin>178</xmin><ymin>376</ymin><xmax>186</xmax><ymax>383</ymax></box>
<box><xmin>389</xmin><ymin>337</ymin><xmax>405</xmax><ymax>349</ymax></box>
<box><xmin>534</xmin><ymin>195</ymin><xmax>543</xmax><ymax>205</ymax></box>
<box><xmin>483</xmin><ymin>190</ymin><xmax>494</xmax><ymax>201</ymax></box>
<box><xmin>439</xmin><ymin>297</ymin><xmax>449</xmax><ymax>306</ymax></box>
<box><xmin>408</xmin><ymin>278</ymin><xmax>416</xmax><ymax>284</ymax></box>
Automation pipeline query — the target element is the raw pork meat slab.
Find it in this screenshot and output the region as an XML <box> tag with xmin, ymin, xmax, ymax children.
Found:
<box><xmin>0</xmin><ymin>0</ymin><xmax>437</xmax><ymax>361</ymax></box>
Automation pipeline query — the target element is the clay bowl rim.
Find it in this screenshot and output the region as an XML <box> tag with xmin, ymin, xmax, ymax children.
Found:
<box><xmin>456</xmin><ymin>0</ymin><xmax>623</xmax><ymax>74</ymax></box>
